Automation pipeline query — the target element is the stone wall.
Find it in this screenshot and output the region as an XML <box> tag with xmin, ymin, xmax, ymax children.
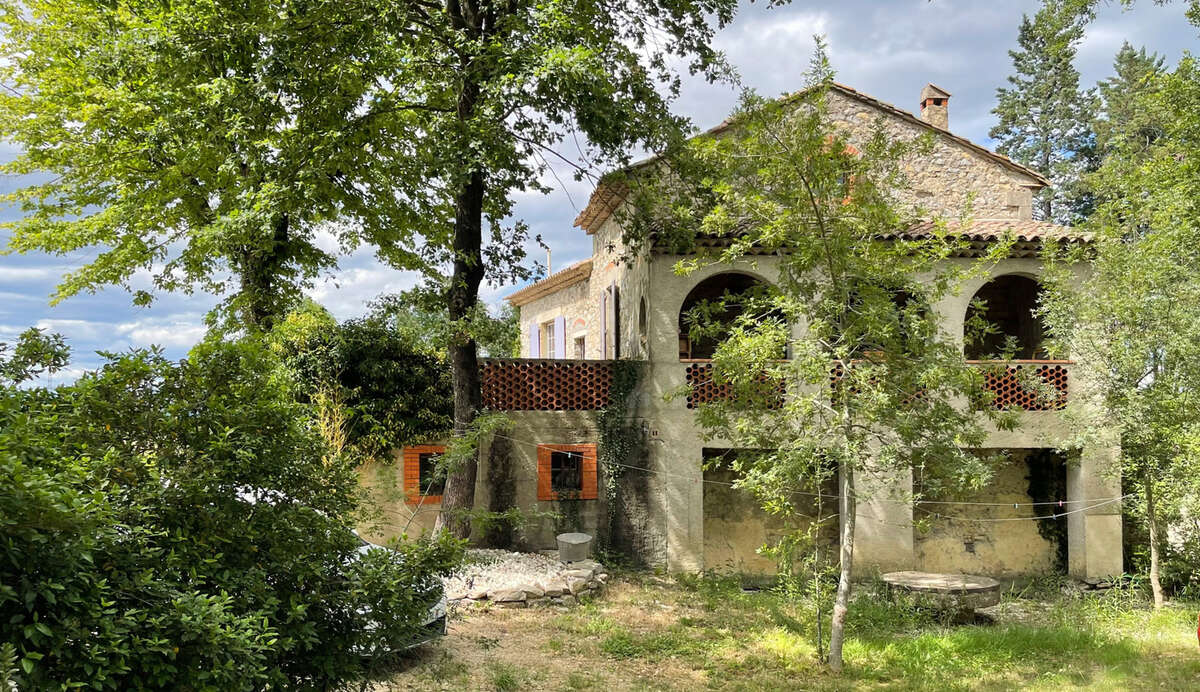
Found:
<box><xmin>823</xmin><ymin>89</ymin><xmax>1038</xmax><ymax>222</ymax></box>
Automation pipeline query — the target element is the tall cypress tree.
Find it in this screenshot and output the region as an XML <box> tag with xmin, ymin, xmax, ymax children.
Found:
<box><xmin>991</xmin><ymin>0</ymin><xmax>1097</xmax><ymax>223</ymax></box>
<box><xmin>1096</xmin><ymin>42</ymin><xmax>1167</xmax><ymax>153</ymax></box>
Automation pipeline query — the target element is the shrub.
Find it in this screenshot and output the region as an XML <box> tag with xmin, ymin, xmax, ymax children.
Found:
<box><xmin>0</xmin><ymin>332</ymin><xmax>463</xmax><ymax>689</ymax></box>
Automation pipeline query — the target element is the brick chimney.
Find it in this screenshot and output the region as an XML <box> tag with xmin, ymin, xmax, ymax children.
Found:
<box><xmin>919</xmin><ymin>83</ymin><xmax>951</xmax><ymax>130</ymax></box>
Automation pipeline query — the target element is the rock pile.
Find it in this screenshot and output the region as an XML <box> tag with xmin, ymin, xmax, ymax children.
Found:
<box><xmin>443</xmin><ymin>549</ymin><xmax>609</xmax><ymax>609</ymax></box>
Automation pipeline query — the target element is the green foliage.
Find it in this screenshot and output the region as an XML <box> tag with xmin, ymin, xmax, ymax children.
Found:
<box><xmin>1095</xmin><ymin>42</ymin><xmax>1167</xmax><ymax>154</ymax></box>
<box><xmin>0</xmin><ymin>328</ymin><xmax>70</xmax><ymax>386</ymax></box>
<box><xmin>631</xmin><ymin>45</ymin><xmax>1014</xmax><ymax>668</ymax></box>
<box><xmin>1040</xmin><ymin>52</ymin><xmax>1200</xmax><ymax>605</ymax></box>
<box><xmin>0</xmin><ymin>0</ymin><xmax>457</xmax><ymax>329</ymax></box>
<box><xmin>990</xmin><ymin>0</ymin><xmax>1098</xmax><ymax>223</ymax></box>
<box><xmin>370</xmin><ymin>289</ymin><xmax>520</xmax><ymax>358</ymax></box>
<box><xmin>594</xmin><ymin>359</ymin><xmax>646</xmax><ymax>551</ymax></box>
<box><xmin>273</xmin><ymin>302</ymin><xmax>454</xmax><ymax>461</ymax></box>
<box><xmin>0</xmin><ymin>334</ymin><xmax>463</xmax><ymax>689</ymax></box>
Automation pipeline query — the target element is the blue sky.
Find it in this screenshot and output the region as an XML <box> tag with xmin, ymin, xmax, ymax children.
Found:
<box><xmin>1</xmin><ymin>0</ymin><xmax>1195</xmax><ymax>381</ymax></box>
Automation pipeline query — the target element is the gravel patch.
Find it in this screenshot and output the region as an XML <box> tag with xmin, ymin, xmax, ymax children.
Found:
<box><xmin>441</xmin><ymin>549</ymin><xmax>608</xmax><ymax>607</ymax></box>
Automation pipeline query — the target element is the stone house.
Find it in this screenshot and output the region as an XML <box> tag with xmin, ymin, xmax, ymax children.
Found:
<box><xmin>363</xmin><ymin>83</ymin><xmax>1123</xmax><ymax>582</ymax></box>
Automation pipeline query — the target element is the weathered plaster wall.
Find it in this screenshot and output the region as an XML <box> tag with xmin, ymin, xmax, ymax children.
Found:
<box><xmin>356</xmin><ymin>452</ymin><xmax>439</xmax><ymax>543</ymax></box>
<box><xmin>472</xmin><ymin>411</ymin><xmax>665</xmax><ymax>553</ymax></box>
<box><xmin>517</xmin><ymin>279</ymin><xmax>593</xmax><ymax>358</ymax></box>
<box><xmin>915</xmin><ymin>450</ymin><xmax>1063</xmax><ymax>578</ymax></box>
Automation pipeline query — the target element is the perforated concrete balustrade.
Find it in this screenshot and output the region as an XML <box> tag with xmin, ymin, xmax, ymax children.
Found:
<box><xmin>827</xmin><ymin>360</ymin><xmax>1070</xmax><ymax>411</ymax></box>
<box><xmin>684</xmin><ymin>361</ymin><xmax>785</xmax><ymax>409</ymax></box>
<box><xmin>481</xmin><ymin>358</ymin><xmax>1069</xmax><ymax>412</ymax></box>
<box><xmin>973</xmin><ymin>361</ymin><xmax>1069</xmax><ymax>411</ymax></box>
<box><xmin>481</xmin><ymin>359</ymin><xmax>614</xmax><ymax>411</ymax></box>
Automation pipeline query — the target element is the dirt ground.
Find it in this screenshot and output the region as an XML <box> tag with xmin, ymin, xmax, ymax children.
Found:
<box><xmin>372</xmin><ymin>574</ymin><xmax>1200</xmax><ymax>692</ymax></box>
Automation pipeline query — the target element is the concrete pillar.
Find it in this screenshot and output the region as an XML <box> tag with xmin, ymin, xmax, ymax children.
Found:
<box><xmin>852</xmin><ymin>466</ymin><xmax>916</xmax><ymax>574</ymax></box>
<box><xmin>1067</xmin><ymin>444</ymin><xmax>1123</xmax><ymax>579</ymax></box>
<box><xmin>652</xmin><ymin>418</ymin><xmax>704</xmax><ymax>572</ymax></box>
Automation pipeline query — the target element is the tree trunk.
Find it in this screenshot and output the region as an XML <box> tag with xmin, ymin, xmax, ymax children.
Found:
<box><xmin>239</xmin><ymin>213</ymin><xmax>290</xmax><ymax>332</ymax></box>
<box><xmin>1145</xmin><ymin>472</ymin><xmax>1164</xmax><ymax>609</ymax></box>
<box><xmin>828</xmin><ymin>457</ymin><xmax>855</xmax><ymax>672</ymax></box>
<box><xmin>432</xmin><ymin>0</ymin><xmax>493</xmax><ymax>540</ymax></box>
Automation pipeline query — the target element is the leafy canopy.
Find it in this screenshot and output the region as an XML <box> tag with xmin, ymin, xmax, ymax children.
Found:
<box><xmin>636</xmin><ymin>48</ymin><xmax>1014</xmax><ymax>668</ymax></box>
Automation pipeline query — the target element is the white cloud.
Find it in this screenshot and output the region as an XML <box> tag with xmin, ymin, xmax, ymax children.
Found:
<box><xmin>0</xmin><ymin>266</ymin><xmax>66</xmax><ymax>283</ymax></box>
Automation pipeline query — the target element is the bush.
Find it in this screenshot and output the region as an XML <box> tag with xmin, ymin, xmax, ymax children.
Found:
<box><xmin>0</xmin><ymin>332</ymin><xmax>463</xmax><ymax>689</ymax></box>
<box><xmin>272</xmin><ymin>303</ymin><xmax>454</xmax><ymax>460</ymax></box>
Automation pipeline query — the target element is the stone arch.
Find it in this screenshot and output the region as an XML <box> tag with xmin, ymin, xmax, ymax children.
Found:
<box><xmin>964</xmin><ymin>273</ymin><xmax>1047</xmax><ymax>360</ymax></box>
<box><xmin>677</xmin><ymin>272</ymin><xmax>774</xmax><ymax>360</ymax></box>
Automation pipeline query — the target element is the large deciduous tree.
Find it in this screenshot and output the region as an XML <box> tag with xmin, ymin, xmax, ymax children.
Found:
<box><xmin>0</xmin><ymin>0</ymin><xmax>448</xmax><ymax>331</ymax></box>
<box><xmin>990</xmin><ymin>0</ymin><xmax>1097</xmax><ymax>223</ymax></box>
<box><xmin>1041</xmin><ymin>55</ymin><xmax>1200</xmax><ymax>609</ymax></box>
<box><xmin>640</xmin><ymin>50</ymin><xmax>1011</xmax><ymax>671</ymax></box>
<box><xmin>1</xmin><ymin>0</ymin><xmax>759</xmax><ymax>537</ymax></box>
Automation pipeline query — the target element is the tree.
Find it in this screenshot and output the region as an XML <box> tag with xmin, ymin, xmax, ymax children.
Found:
<box><xmin>0</xmin><ymin>332</ymin><xmax>464</xmax><ymax>687</ymax></box>
<box><xmin>1095</xmin><ymin>42</ymin><xmax>1167</xmax><ymax>154</ymax></box>
<box><xmin>1040</xmin><ymin>55</ymin><xmax>1200</xmax><ymax>609</ymax></box>
<box><xmin>369</xmin><ymin>0</ymin><xmax>754</xmax><ymax>538</ymax></box>
<box><xmin>0</xmin><ymin>0</ymin><xmax>455</xmax><ymax>331</ymax></box>
<box><xmin>991</xmin><ymin>0</ymin><xmax>1097</xmax><ymax>223</ymax></box>
<box><xmin>641</xmin><ymin>50</ymin><xmax>1011</xmax><ymax>670</ymax></box>
<box><xmin>370</xmin><ymin>289</ymin><xmax>520</xmax><ymax>359</ymax></box>
<box><xmin>272</xmin><ymin>301</ymin><xmax>455</xmax><ymax>462</ymax></box>
<box><xmin>2</xmin><ymin>0</ymin><xmax>761</xmax><ymax>537</ymax></box>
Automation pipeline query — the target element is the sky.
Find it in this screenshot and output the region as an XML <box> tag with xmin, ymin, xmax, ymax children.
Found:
<box><xmin>1</xmin><ymin>0</ymin><xmax>1196</xmax><ymax>381</ymax></box>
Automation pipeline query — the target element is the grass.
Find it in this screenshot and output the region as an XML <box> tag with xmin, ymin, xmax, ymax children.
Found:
<box><xmin>380</xmin><ymin>572</ymin><xmax>1200</xmax><ymax>691</ymax></box>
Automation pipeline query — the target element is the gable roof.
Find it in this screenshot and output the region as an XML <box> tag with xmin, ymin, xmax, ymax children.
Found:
<box><xmin>573</xmin><ymin>82</ymin><xmax>1052</xmax><ymax>234</ymax></box>
<box><xmin>505</xmin><ymin>258</ymin><xmax>593</xmax><ymax>306</ymax></box>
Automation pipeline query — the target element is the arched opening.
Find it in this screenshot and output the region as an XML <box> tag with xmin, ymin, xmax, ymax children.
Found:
<box><xmin>964</xmin><ymin>275</ymin><xmax>1047</xmax><ymax>360</ymax></box>
<box><xmin>678</xmin><ymin>272</ymin><xmax>773</xmax><ymax>360</ymax></box>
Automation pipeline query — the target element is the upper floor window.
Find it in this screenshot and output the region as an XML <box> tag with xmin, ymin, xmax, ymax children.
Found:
<box><xmin>678</xmin><ymin>272</ymin><xmax>776</xmax><ymax>360</ymax></box>
<box><xmin>964</xmin><ymin>274</ymin><xmax>1047</xmax><ymax>360</ymax></box>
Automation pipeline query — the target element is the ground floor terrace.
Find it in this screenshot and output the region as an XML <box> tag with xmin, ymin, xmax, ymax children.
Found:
<box><xmin>359</xmin><ymin>357</ymin><xmax>1122</xmax><ymax>582</ymax></box>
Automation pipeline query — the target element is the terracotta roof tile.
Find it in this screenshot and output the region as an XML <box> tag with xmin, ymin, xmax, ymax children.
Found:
<box><xmin>892</xmin><ymin>219</ymin><xmax>1092</xmax><ymax>243</ymax></box>
<box><xmin>505</xmin><ymin>258</ymin><xmax>593</xmax><ymax>306</ymax></box>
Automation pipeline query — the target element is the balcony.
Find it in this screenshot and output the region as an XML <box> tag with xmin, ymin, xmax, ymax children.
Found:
<box><xmin>971</xmin><ymin>360</ymin><xmax>1070</xmax><ymax>411</ymax></box>
<box><xmin>687</xmin><ymin>359</ymin><xmax>1070</xmax><ymax>412</ymax></box>
<box><xmin>481</xmin><ymin>359</ymin><xmax>614</xmax><ymax>411</ymax></box>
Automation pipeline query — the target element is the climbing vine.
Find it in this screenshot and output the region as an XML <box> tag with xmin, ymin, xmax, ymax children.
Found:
<box><xmin>595</xmin><ymin>359</ymin><xmax>645</xmax><ymax>553</ymax></box>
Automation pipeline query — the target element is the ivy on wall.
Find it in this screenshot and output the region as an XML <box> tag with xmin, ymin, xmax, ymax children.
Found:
<box><xmin>595</xmin><ymin>359</ymin><xmax>646</xmax><ymax>555</ymax></box>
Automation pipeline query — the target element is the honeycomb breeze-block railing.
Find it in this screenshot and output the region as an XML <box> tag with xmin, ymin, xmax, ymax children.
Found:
<box><xmin>481</xmin><ymin>359</ymin><xmax>614</xmax><ymax>411</ymax></box>
<box><xmin>974</xmin><ymin>361</ymin><xmax>1069</xmax><ymax>411</ymax></box>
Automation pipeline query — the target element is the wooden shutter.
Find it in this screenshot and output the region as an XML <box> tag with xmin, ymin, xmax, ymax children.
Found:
<box><xmin>554</xmin><ymin>316</ymin><xmax>566</xmax><ymax>360</ymax></box>
<box><xmin>536</xmin><ymin>444</ymin><xmax>599</xmax><ymax>501</ymax></box>
<box><xmin>528</xmin><ymin>322</ymin><xmax>540</xmax><ymax>357</ymax></box>
<box><xmin>403</xmin><ymin>445</ymin><xmax>446</xmax><ymax>505</ymax></box>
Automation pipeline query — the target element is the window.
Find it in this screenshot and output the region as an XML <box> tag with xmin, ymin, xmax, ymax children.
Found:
<box><xmin>541</xmin><ymin>319</ymin><xmax>556</xmax><ymax>358</ymax></box>
<box><xmin>551</xmin><ymin>450</ymin><xmax>583</xmax><ymax>494</ymax></box>
<box><xmin>537</xmin><ymin>444</ymin><xmax>598</xmax><ymax>501</ymax></box>
<box><xmin>403</xmin><ymin>445</ymin><xmax>445</xmax><ymax>505</ymax></box>
<box><xmin>418</xmin><ymin>453</ymin><xmax>445</xmax><ymax>496</ymax></box>
<box><xmin>573</xmin><ymin>336</ymin><xmax>586</xmax><ymax>359</ymax></box>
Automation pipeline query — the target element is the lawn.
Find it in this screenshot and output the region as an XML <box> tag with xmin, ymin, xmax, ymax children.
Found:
<box><xmin>376</xmin><ymin>572</ymin><xmax>1200</xmax><ymax>691</ymax></box>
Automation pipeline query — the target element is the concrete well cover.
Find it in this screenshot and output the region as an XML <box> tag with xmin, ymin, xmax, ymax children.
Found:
<box><xmin>881</xmin><ymin>571</ymin><xmax>1000</xmax><ymax>594</ymax></box>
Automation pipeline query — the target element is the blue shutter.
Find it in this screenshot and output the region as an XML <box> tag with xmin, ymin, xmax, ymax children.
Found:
<box><xmin>529</xmin><ymin>322</ymin><xmax>540</xmax><ymax>358</ymax></box>
<box><xmin>554</xmin><ymin>316</ymin><xmax>566</xmax><ymax>359</ymax></box>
